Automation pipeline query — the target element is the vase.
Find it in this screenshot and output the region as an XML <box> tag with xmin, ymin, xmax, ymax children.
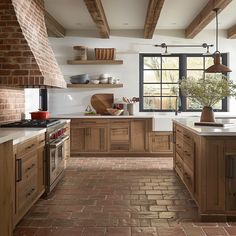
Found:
<box><xmin>200</xmin><ymin>106</ymin><xmax>215</xmax><ymax>122</ymax></box>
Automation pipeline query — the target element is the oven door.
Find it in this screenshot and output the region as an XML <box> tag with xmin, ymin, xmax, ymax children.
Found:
<box><xmin>49</xmin><ymin>135</ymin><xmax>69</xmax><ymax>186</ymax></box>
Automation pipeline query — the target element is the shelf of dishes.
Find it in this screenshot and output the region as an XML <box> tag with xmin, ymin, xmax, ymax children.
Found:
<box><xmin>67</xmin><ymin>84</ymin><xmax>123</xmax><ymax>88</ymax></box>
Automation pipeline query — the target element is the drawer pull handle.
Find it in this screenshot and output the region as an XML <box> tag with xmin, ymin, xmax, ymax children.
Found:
<box><xmin>26</xmin><ymin>144</ymin><xmax>35</xmax><ymax>150</ymax></box>
<box><xmin>16</xmin><ymin>159</ymin><xmax>22</xmax><ymax>182</ymax></box>
<box><xmin>26</xmin><ymin>188</ymin><xmax>35</xmax><ymax>197</ymax></box>
<box><xmin>26</xmin><ymin>163</ymin><xmax>36</xmax><ymax>172</ymax></box>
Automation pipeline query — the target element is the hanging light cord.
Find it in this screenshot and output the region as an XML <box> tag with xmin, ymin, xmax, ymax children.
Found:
<box><xmin>214</xmin><ymin>8</ymin><xmax>219</xmax><ymax>52</ymax></box>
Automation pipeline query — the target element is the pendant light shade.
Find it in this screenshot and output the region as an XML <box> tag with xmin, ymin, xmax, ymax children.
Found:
<box><xmin>205</xmin><ymin>51</ymin><xmax>232</xmax><ymax>73</ymax></box>
<box><xmin>205</xmin><ymin>8</ymin><xmax>232</xmax><ymax>73</ymax></box>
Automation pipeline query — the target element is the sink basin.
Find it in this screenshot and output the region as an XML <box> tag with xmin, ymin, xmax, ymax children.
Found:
<box><xmin>152</xmin><ymin>115</ymin><xmax>200</xmax><ymax>131</ymax></box>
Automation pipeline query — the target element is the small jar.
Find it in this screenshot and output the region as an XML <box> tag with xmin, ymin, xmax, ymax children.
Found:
<box><xmin>73</xmin><ymin>46</ymin><xmax>87</xmax><ymax>60</ymax></box>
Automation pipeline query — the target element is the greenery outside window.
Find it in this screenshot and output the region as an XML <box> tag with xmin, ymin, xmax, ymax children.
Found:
<box><xmin>139</xmin><ymin>53</ymin><xmax>229</xmax><ymax>112</ymax></box>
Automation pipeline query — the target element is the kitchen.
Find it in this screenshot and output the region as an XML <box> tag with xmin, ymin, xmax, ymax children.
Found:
<box><xmin>1</xmin><ymin>0</ymin><xmax>236</xmax><ymax>235</ymax></box>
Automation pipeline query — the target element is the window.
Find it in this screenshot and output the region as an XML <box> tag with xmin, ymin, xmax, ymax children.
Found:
<box><xmin>139</xmin><ymin>53</ymin><xmax>228</xmax><ymax>112</ymax></box>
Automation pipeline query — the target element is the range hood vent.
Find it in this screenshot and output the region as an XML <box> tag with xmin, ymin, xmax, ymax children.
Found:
<box><xmin>0</xmin><ymin>0</ymin><xmax>66</xmax><ymax>88</ymax></box>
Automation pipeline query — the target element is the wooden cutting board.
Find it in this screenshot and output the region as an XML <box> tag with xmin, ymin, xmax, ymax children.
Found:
<box><xmin>91</xmin><ymin>94</ymin><xmax>114</xmax><ymax>115</ymax></box>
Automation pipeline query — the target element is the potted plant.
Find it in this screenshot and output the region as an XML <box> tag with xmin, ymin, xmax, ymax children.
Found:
<box><xmin>179</xmin><ymin>74</ymin><xmax>236</xmax><ymax>122</ymax></box>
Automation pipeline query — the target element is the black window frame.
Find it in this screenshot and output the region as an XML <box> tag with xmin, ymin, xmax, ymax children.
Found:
<box><xmin>139</xmin><ymin>53</ymin><xmax>229</xmax><ymax>112</ymax></box>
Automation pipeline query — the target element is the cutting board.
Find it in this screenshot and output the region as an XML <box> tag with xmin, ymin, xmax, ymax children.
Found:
<box><xmin>91</xmin><ymin>94</ymin><xmax>114</xmax><ymax>115</ymax></box>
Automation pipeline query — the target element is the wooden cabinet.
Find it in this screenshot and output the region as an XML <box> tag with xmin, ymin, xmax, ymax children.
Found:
<box><xmin>71</xmin><ymin>119</ymin><xmax>108</xmax><ymax>154</ymax></box>
<box><xmin>14</xmin><ymin>133</ymin><xmax>45</xmax><ymax>225</ymax></box>
<box><xmin>173</xmin><ymin>121</ymin><xmax>236</xmax><ymax>221</ymax></box>
<box><xmin>149</xmin><ymin>131</ymin><xmax>173</xmax><ymax>154</ymax></box>
<box><xmin>110</xmin><ymin>120</ymin><xmax>130</xmax><ymax>152</ymax></box>
<box><xmin>130</xmin><ymin>119</ymin><xmax>148</xmax><ymax>152</ymax></box>
<box><xmin>70</xmin><ymin>118</ymin><xmax>173</xmax><ymax>156</ymax></box>
<box><xmin>0</xmin><ymin>140</ymin><xmax>13</xmax><ymax>236</ymax></box>
<box><xmin>174</xmin><ymin>124</ymin><xmax>196</xmax><ymax>195</ymax></box>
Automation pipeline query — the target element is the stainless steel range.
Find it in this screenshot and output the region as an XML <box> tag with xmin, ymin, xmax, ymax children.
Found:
<box><xmin>1</xmin><ymin>119</ymin><xmax>69</xmax><ymax>195</ymax></box>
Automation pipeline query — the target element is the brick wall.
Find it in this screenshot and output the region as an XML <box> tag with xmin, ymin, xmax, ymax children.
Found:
<box><xmin>0</xmin><ymin>88</ymin><xmax>24</xmax><ymax>124</ymax></box>
<box><xmin>0</xmin><ymin>0</ymin><xmax>66</xmax><ymax>88</ymax></box>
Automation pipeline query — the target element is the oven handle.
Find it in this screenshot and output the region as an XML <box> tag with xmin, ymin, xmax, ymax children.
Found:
<box><xmin>49</xmin><ymin>135</ymin><xmax>69</xmax><ymax>148</ymax></box>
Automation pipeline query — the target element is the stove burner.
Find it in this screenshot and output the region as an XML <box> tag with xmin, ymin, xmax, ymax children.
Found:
<box><xmin>1</xmin><ymin>119</ymin><xmax>60</xmax><ymax>128</ymax></box>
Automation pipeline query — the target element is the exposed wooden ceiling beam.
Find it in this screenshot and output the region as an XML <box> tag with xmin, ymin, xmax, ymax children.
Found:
<box><xmin>227</xmin><ymin>24</ymin><xmax>236</xmax><ymax>39</ymax></box>
<box><xmin>185</xmin><ymin>0</ymin><xmax>232</xmax><ymax>39</ymax></box>
<box><xmin>144</xmin><ymin>0</ymin><xmax>165</xmax><ymax>39</ymax></box>
<box><xmin>45</xmin><ymin>11</ymin><xmax>66</xmax><ymax>38</ymax></box>
<box><xmin>83</xmin><ymin>0</ymin><xmax>110</xmax><ymax>38</ymax></box>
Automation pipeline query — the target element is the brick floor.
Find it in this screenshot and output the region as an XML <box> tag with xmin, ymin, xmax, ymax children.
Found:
<box><xmin>13</xmin><ymin>157</ymin><xmax>235</xmax><ymax>235</ymax></box>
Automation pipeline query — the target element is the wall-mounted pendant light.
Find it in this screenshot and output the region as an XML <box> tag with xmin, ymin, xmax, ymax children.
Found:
<box><xmin>205</xmin><ymin>8</ymin><xmax>232</xmax><ymax>73</ymax></box>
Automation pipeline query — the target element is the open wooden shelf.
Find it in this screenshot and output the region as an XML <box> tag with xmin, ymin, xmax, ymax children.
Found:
<box><xmin>67</xmin><ymin>60</ymin><xmax>123</xmax><ymax>65</ymax></box>
<box><xmin>67</xmin><ymin>83</ymin><xmax>123</xmax><ymax>88</ymax></box>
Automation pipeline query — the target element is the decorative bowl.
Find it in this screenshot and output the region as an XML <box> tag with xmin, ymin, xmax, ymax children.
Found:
<box><xmin>106</xmin><ymin>108</ymin><xmax>123</xmax><ymax>116</ymax></box>
<box><xmin>70</xmin><ymin>74</ymin><xmax>90</xmax><ymax>84</ymax></box>
<box><xmin>90</xmin><ymin>79</ymin><xmax>100</xmax><ymax>84</ymax></box>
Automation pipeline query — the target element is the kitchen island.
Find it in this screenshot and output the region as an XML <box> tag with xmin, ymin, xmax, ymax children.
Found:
<box><xmin>173</xmin><ymin>118</ymin><xmax>236</xmax><ymax>221</ymax></box>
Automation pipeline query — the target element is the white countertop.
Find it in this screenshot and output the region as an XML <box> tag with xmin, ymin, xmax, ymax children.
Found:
<box><xmin>0</xmin><ymin>128</ymin><xmax>46</xmax><ymax>145</ymax></box>
<box><xmin>173</xmin><ymin>118</ymin><xmax>236</xmax><ymax>136</ymax></box>
<box><xmin>0</xmin><ymin>119</ymin><xmax>71</xmax><ymax>145</ymax></box>
<box><xmin>52</xmin><ymin>113</ymin><xmax>154</xmax><ymax>119</ymax></box>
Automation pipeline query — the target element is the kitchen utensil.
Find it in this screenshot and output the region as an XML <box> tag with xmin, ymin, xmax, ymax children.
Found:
<box><xmin>106</xmin><ymin>108</ymin><xmax>123</xmax><ymax>116</ymax></box>
<box><xmin>70</xmin><ymin>74</ymin><xmax>90</xmax><ymax>84</ymax></box>
<box><xmin>30</xmin><ymin>110</ymin><xmax>49</xmax><ymax>120</ymax></box>
<box><xmin>91</xmin><ymin>94</ymin><xmax>114</xmax><ymax>115</ymax></box>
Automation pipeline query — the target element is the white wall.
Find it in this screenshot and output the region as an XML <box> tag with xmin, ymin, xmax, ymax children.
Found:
<box><xmin>47</xmin><ymin>29</ymin><xmax>236</xmax><ymax>116</ymax></box>
<box><xmin>24</xmin><ymin>89</ymin><xmax>39</xmax><ymax>119</ymax></box>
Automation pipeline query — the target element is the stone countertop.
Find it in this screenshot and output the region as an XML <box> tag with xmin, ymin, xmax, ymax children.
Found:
<box><xmin>52</xmin><ymin>113</ymin><xmax>154</xmax><ymax>119</ymax></box>
<box><xmin>173</xmin><ymin>118</ymin><xmax>236</xmax><ymax>136</ymax></box>
<box><xmin>0</xmin><ymin>128</ymin><xmax>46</xmax><ymax>145</ymax></box>
<box><xmin>0</xmin><ymin>119</ymin><xmax>70</xmax><ymax>145</ymax></box>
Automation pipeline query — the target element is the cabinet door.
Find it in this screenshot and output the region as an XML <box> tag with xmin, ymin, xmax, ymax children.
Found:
<box><xmin>85</xmin><ymin>127</ymin><xmax>107</xmax><ymax>152</ymax></box>
<box><xmin>130</xmin><ymin>119</ymin><xmax>147</xmax><ymax>152</ymax></box>
<box><xmin>150</xmin><ymin>132</ymin><xmax>173</xmax><ymax>153</ymax></box>
<box><xmin>205</xmin><ymin>139</ymin><xmax>225</xmax><ymax>211</ymax></box>
<box><xmin>70</xmin><ymin>127</ymin><xmax>86</xmax><ymax>152</ymax></box>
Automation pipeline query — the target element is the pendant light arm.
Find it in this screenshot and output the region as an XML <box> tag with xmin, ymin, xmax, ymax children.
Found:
<box><xmin>214</xmin><ymin>8</ymin><xmax>219</xmax><ymax>52</ymax></box>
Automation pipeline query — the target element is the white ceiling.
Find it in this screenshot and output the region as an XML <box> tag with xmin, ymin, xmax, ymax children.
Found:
<box><xmin>44</xmin><ymin>0</ymin><xmax>236</xmax><ymax>31</ymax></box>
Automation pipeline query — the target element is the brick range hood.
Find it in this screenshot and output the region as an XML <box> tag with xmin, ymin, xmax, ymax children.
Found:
<box><xmin>0</xmin><ymin>0</ymin><xmax>66</xmax><ymax>88</ymax></box>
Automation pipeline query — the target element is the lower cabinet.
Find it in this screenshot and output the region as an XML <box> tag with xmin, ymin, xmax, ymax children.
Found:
<box><xmin>71</xmin><ymin>119</ymin><xmax>108</xmax><ymax>154</ymax></box>
<box><xmin>149</xmin><ymin>131</ymin><xmax>173</xmax><ymax>154</ymax></box>
<box><xmin>14</xmin><ymin>134</ymin><xmax>45</xmax><ymax>226</ymax></box>
<box><xmin>70</xmin><ymin>118</ymin><xmax>173</xmax><ymax>156</ymax></box>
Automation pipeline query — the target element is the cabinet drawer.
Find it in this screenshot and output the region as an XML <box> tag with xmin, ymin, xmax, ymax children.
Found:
<box><xmin>17</xmin><ymin>137</ymin><xmax>38</xmax><ymax>156</ymax></box>
<box><xmin>110</xmin><ymin>126</ymin><xmax>130</xmax><ymax>142</ymax></box>
<box><xmin>71</xmin><ymin>119</ymin><xmax>108</xmax><ymax>127</ymax></box>
<box><xmin>176</xmin><ymin>125</ymin><xmax>183</xmax><ymax>137</ymax></box>
<box><xmin>183</xmin><ymin>130</ymin><xmax>194</xmax><ymax>147</ymax></box>
<box><xmin>183</xmin><ymin>143</ymin><xmax>194</xmax><ymax>171</ymax></box>
<box><xmin>37</xmin><ymin>133</ymin><xmax>45</xmax><ymax>147</ymax></box>
<box><xmin>176</xmin><ymin>137</ymin><xmax>183</xmax><ymax>157</ymax></box>
<box><xmin>16</xmin><ymin>150</ymin><xmax>38</xmax><ymax>184</ymax></box>
<box><xmin>110</xmin><ymin>143</ymin><xmax>129</xmax><ymax>151</ymax></box>
<box><xmin>175</xmin><ymin>153</ymin><xmax>184</xmax><ymax>179</ymax></box>
<box><xmin>183</xmin><ymin>163</ymin><xmax>194</xmax><ymax>193</ymax></box>
<box><xmin>16</xmin><ymin>173</ymin><xmax>38</xmax><ymax>216</ymax></box>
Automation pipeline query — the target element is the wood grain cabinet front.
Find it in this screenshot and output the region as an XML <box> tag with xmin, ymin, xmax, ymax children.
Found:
<box><xmin>71</xmin><ymin>119</ymin><xmax>108</xmax><ymax>154</ymax></box>
<box><xmin>70</xmin><ymin>118</ymin><xmax>173</xmax><ymax>157</ymax></box>
<box><xmin>149</xmin><ymin>131</ymin><xmax>173</xmax><ymax>155</ymax></box>
<box><xmin>14</xmin><ymin>134</ymin><xmax>46</xmax><ymax>226</ymax></box>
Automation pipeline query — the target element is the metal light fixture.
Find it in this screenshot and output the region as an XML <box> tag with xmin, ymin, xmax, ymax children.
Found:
<box><xmin>205</xmin><ymin>8</ymin><xmax>232</xmax><ymax>73</ymax></box>
<box><xmin>154</xmin><ymin>43</ymin><xmax>214</xmax><ymax>54</ymax></box>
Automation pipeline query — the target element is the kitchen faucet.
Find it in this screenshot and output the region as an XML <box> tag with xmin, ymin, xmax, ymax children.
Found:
<box><xmin>175</xmin><ymin>97</ymin><xmax>181</xmax><ymax>116</ymax></box>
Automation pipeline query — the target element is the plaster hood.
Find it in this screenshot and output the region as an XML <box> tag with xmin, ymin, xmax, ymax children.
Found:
<box><xmin>0</xmin><ymin>0</ymin><xmax>66</xmax><ymax>88</ymax></box>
